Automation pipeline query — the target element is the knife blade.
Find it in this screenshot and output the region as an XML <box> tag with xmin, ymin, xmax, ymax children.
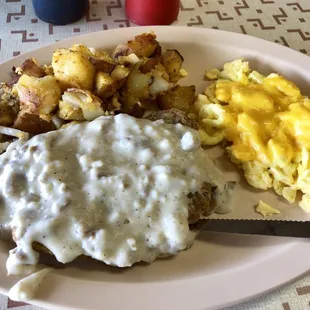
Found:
<box><xmin>200</xmin><ymin>220</ymin><xmax>310</xmax><ymax>238</ymax></box>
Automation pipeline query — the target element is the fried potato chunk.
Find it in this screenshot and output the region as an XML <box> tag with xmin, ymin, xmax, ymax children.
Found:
<box><xmin>0</xmin><ymin>83</ymin><xmax>19</xmax><ymax>126</ymax></box>
<box><xmin>127</xmin><ymin>33</ymin><xmax>159</xmax><ymax>57</ymax></box>
<box><xmin>121</xmin><ymin>70</ymin><xmax>152</xmax><ymax>113</ymax></box>
<box><xmin>148</xmin><ymin>64</ymin><xmax>171</xmax><ymax>96</ymax></box>
<box><xmin>58</xmin><ymin>88</ymin><xmax>106</xmax><ymax>121</ymax></box>
<box><xmin>19</xmin><ymin>58</ymin><xmax>45</xmax><ymax>78</ymax></box>
<box><xmin>52</xmin><ymin>48</ymin><xmax>95</xmax><ymax>90</ymax></box>
<box><xmin>95</xmin><ymin>72</ymin><xmax>119</xmax><ymax>99</ymax></box>
<box><xmin>140</xmin><ymin>56</ymin><xmax>161</xmax><ymax>74</ymax></box>
<box><xmin>113</xmin><ymin>33</ymin><xmax>160</xmax><ymax>58</ymax></box>
<box><xmin>90</xmin><ymin>57</ymin><xmax>116</xmax><ymax>73</ymax></box>
<box><xmin>70</xmin><ymin>44</ymin><xmax>116</xmax><ymax>73</ymax></box>
<box><xmin>158</xmin><ymin>85</ymin><xmax>196</xmax><ymax>113</ymax></box>
<box><xmin>110</xmin><ymin>65</ymin><xmax>131</xmax><ymax>81</ymax></box>
<box><xmin>117</xmin><ymin>54</ymin><xmax>142</xmax><ymax>69</ymax></box>
<box><xmin>15</xmin><ymin>75</ymin><xmax>61</xmax><ymax>121</ymax></box>
<box><xmin>14</xmin><ymin>111</ymin><xmax>56</xmax><ymax>134</ymax></box>
<box><xmin>58</xmin><ymin>100</ymin><xmax>84</xmax><ymax>121</ymax></box>
<box><xmin>161</xmin><ymin>49</ymin><xmax>184</xmax><ymax>83</ymax></box>
<box><xmin>95</xmin><ymin>66</ymin><xmax>130</xmax><ymax>99</ymax></box>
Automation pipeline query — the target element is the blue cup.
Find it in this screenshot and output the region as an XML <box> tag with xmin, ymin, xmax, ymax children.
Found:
<box><xmin>32</xmin><ymin>0</ymin><xmax>89</xmax><ymax>25</ymax></box>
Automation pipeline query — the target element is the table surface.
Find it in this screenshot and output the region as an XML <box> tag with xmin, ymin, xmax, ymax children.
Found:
<box><xmin>0</xmin><ymin>0</ymin><xmax>310</xmax><ymax>309</ymax></box>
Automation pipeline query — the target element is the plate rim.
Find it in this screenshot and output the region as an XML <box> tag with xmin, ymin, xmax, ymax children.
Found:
<box><xmin>1</xmin><ymin>26</ymin><xmax>310</xmax><ymax>67</ymax></box>
<box><xmin>1</xmin><ymin>26</ymin><xmax>310</xmax><ymax>310</ymax></box>
<box><xmin>1</xmin><ymin>235</ymin><xmax>310</xmax><ymax>310</ymax></box>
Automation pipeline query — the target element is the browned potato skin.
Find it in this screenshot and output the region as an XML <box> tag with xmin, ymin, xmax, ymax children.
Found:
<box><xmin>8</xmin><ymin>71</ymin><xmax>20</xmax><ymax>87</ymax></box>
<box><xmin>89</xmin><ymin>57</ymin><xmax>116</xmax><ymax>73</ymax></box>
<box><xmin>9</xmin><ymin>59</ymin><xmax>45</xmax><ymax>87</ymax></box>
<box><xmin>161</xmin><ymin>49</ymin><xmax>184</xmax><ymax>83</ymax></box>
<box><xmin>21</xmin><ymin>59</ymin><xmax>45</xmax><ymax>78</ymax></box>
<box><xmin>129</xmin><ymin>103</ymin><xmax>145</xmax><ymax>118</ymax></box>
<box><xmin>151</xmin><ymin>44</ymin><xmax>162</xmax><ymax>58</ymax></box>
<box><xmin>14</xmin><ymin>111</ymin><xmax>56</xmax><ymax>134</ymax></box>
<box><xmin>112</xmin><ymin>44</ymin><xmax>130</xmax><ymax>59</ymax></box>
<box><xmin>140</xmin><ymin>98</ymin><xmax>160</xmax><ymax>111</ymax></box>
<box><xmin>140</xmin><ymin>56</ymin><xmax>161</xmax><ymax>74</ymax></box>
<box><xmin>127</xmin><ymin>33</ymin><xmax>159</xmax><ymax>57</ymax></box>
<box><xmin>158</xmin><ymin>85</ymin><xmax>196</xmax><ymax>113</ymax></box>
<box><xmin>139</xmin><ymin>43</ymin><xmax>163</xmax><ymax>74</ymax></box>
<box><xmin>113</xmin><ymin>33</ymin><xmax>160</xmax><ymax>58</ymax></box>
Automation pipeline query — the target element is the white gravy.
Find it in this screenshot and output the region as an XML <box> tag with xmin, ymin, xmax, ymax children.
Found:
<box><xmin>8</xmin><ymin>268</ymin><xmax>52</xmax><ymax>301</ymax></box>
<box><xmin>0</xmin><ymin>114</ymin><xmax>232</xmax><ymax>276</ymax></box>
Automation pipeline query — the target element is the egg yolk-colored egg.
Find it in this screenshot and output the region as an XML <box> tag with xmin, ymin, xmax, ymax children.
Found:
<box><xmin>215</xmin><ymin>74</ymin><xmax>306</xmax><ymax>167</ymax></box>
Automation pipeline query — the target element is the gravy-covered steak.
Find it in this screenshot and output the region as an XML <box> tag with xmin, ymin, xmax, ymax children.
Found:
<box><xmin>144</xmin><ymin>108</ymin><xmax>234</xmax><ymax>225</ymax></box>
<box><xmin>144</xmin><ymin>108</ymin><xmax>199</xmax><ymax>130</ymax></box>
<box><xmin>1</xmin><ymin>114</ymin><xmax>234</xmax><ymax>281</ymax></box>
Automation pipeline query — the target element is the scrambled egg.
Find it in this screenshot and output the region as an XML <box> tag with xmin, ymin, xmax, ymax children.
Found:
<box><xmin>192</xmin><ymin>58</ymin><xmax>310</xmax><ymax>211</ymax></box>
<box><xmin>256</xmin><ymin>200</ymin><xmax>280</xmax><ymax>217</ymax></box>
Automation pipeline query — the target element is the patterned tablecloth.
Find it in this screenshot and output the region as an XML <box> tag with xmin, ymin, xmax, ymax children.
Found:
<box><xmin>0</xmin><ymin>0</ymin><xmax>310</xmax><ymax>309</ymax></box>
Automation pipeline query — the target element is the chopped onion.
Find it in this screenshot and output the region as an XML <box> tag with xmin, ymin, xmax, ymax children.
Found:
<box><xmin>51</xmin><ymin>115</ymin><xmax>65</xmax><ymax>129</ymax></box>
<box><xmin>0</xmin><ymin>142</ymin><xmax>11</xmax><ymax>154</ymax></box>
<box><xmin>0</xmin><ymin>126</ymin><xmax>29</xmax><ymax>141</ymax></box>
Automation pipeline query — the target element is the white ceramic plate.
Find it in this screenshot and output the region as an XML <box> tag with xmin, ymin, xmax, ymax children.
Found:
<box><xmin>1</xmin><ymin>26</ymin><xmax>310</xmax><ymax>310</ymax></box>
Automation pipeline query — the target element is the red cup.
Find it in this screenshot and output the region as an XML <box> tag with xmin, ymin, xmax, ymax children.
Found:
<box><xmin>126</xmin><ymin>0</ymin><xmax>180</xmax><ymax>26</ymax></box>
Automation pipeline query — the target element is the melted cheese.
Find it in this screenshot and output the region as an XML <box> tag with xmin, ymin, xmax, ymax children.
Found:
<box><xmin>0</xmin><ymin>114</ymin><xmax>232</xmax><ymax>276</ymax></box>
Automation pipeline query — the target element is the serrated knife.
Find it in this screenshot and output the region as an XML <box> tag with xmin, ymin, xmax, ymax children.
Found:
<box><xmin>202</xmin><ymin>220</ymin><xmax>310</xmax><ymax>237</ymax></box>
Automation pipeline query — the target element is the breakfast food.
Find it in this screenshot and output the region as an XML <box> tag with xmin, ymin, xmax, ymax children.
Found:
<box><xmin>1</xmin><ymin>31</ymin><xmax>309</xmax><ymax>301</ymax></box>
<box><xmin>1</xmin><ymin>34</ymin><xmax>232</xmax><ymax>300</ymax></box>
<box><xmin>0</xmin><ymin>32</ymin><xmax>190</xmax><ymax>144</ymax></box>
<box><xmin>192</xmin><ymin>59</ymin><xmax>310</xmax><ymax>212</ymax></box>
<box><xmin>2</xmin><ymin>114</ymin><xmax>233</xmax><ymax>277</ymax></box>
<box><xmin>255</xmin><ymin>201</ymin><xmax>280</xmax><ymax>218</ymax></box>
